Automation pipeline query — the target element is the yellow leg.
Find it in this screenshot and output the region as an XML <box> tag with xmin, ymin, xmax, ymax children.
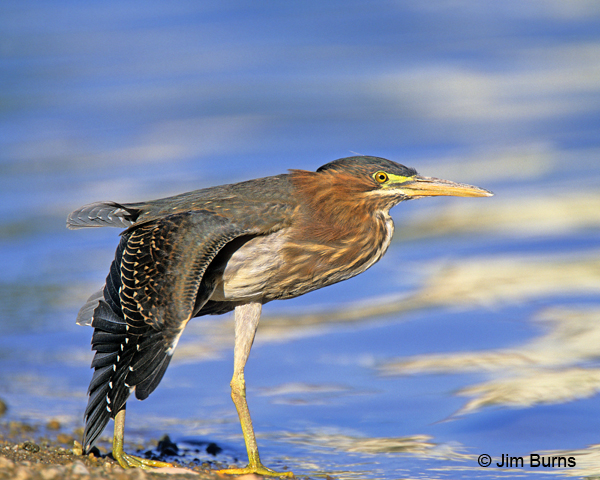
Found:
<box><xmin>112</xmin><ymin>408</ymin><xmax>173</xmax><ymax>469</ymax></box>
<box><xmin>216</xmin><ymin>303</ymin><xmax>293</xmax><ymax>478</ymax></box>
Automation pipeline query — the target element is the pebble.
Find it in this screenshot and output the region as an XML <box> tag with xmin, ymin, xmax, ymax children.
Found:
<box><xmin>0</xmin><ymin>456</ymin><xmax>15</xmax><ymax>468</ymax></box>
<box><xmin>71</xmin><ymin>460</ymin><xmax>90</xmax><ymax>475</ymax></box>
<box><xmin>20</xmin><ymin>441</ymin><xmax>40</xmax><ymax>453</ymax></box>
<box><xmin>46</xmin><ymin>420</ymin><xmax>61</xmax><ymax>431</ymax></box>
<box><xmin>132</xmin><ymin>470</ymin><xmax>150</xmax><ymax>480</ymax></box>
<box><xmin>40</xmin><ymin>467</ymin><xmax>63</xmax><ymax>480</ymax></box>
<box><xmin>72</xmin><ymin>440</ymin><xmax>83</xmax><ymax>456</ymax></box>
<box><xmin>12</xmin><ymin>468</ymin><xmax>30</xmax><ymax>480</ymax></box>
<box><xmin>56</xmin><ymin>433</ymin><xmax>74</xmax><ymax>444</ymax></box>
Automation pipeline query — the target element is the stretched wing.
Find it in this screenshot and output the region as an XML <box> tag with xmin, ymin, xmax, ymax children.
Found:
<box><xmin>120</xmin><ymin>210</ymin><xmax>245</xmax><ymax>337</ymax></box>
<box><xmin>97</xmin><ymin>206</ymin><xmax>291</xmax><ymax>390</ymax></box>
<box><xmin>120</xmin><ymin>210</ymin><xmax>250</xmax><ymax>398</ymax></box>
<box><xmin>80</xmin><ymin>208</ymin><xmax>285</xmax><ymax>451</ymax></box>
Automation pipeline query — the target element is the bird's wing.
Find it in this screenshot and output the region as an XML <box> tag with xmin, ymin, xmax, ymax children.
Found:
<box><xmin>120</xmin><ymin>210</ymin><xmax>256</xmax><ymax>336</ymax></box>
<box><xmin>80</xmin><ymin>208</ymin><xmax>284</xmax><ymax>446</ymax></box>
<box><xmin>121</xmin><ymin>208</ymin><xmax>287</xmax><ymax>401</ymax></box>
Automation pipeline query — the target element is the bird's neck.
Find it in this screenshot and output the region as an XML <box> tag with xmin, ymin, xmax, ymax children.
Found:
<box><xmin>281</xmin><ymin>170</ymin><xmax>396</xmax><ymax>288</ymax></box>
<box><xmin>290</xmin><ymin>169</ymin><xmax>379</xmax><ymax>242</ymax></box>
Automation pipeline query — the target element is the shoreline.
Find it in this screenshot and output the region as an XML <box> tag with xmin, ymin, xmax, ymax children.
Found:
<box><xmin>0</xmin><ymin>417</ymin><xmax>227</xmax><ymax>480</ymax></box>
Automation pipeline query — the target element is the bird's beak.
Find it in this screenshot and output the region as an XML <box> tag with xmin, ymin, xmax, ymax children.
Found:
<box><xmin>398</xmin><ymin>175</ymin><xmax>493</xmax><ymax>198</ymax></box>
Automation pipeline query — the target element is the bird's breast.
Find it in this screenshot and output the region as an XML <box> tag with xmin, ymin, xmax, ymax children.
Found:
<box><xmin>274</xmin><ymin>212</ymin><xmax>395</xmax><ymax>298</ymax></box>
<box><xmin>209</xmin><ymin>212</ymin><xmax>395</xmax><ymax>304</ymax></box>
<box><xmin>209</xmin><ymin>229</ymin><xmax>291</xmax><ymax>303</ymax></box>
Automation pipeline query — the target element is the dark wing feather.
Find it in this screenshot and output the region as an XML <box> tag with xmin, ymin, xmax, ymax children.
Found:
<box><xmin>114</xmin><ymin>208</ymin><xmax>292</xmax><ymax>397</ymax></box>
<box><xmin>119</xmin><ymin>210</ymin><xmax>245</xmax><ymax>334</ymax></box>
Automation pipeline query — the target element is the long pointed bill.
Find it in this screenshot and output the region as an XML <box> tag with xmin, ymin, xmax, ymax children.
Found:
<box><xmin>399</xmin><ymin>175</ymin><xmax>493</xmax><ymax>198</ymax></box>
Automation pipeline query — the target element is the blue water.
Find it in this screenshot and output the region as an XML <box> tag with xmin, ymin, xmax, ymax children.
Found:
<box><xmin>2</xmin><ymin>2</ymin><xmax>600</xmax><ymax>478</ymax></box>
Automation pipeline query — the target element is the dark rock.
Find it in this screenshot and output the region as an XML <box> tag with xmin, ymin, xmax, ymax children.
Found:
<box><xmin>206</xmin><ymin>442</ymin><xmax>222</xmax><ymax>456</ymax></box>
<box><xmin>156</xmin><ymin>435</ymin><xmax>179</xmax><ymax>456</ymax></box>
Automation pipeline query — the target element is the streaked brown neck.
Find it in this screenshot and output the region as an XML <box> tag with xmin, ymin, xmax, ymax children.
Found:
<box><xmin>290</xmin><ymin>169</ymin><xmax>379</xmax><ymax>243</ymax></box>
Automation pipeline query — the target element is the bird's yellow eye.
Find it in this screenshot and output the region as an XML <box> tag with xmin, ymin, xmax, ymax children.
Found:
<box><xmin>374</xmin><ymin>171</ymin><xmax>389</xmax><ymax>184</ymax></box>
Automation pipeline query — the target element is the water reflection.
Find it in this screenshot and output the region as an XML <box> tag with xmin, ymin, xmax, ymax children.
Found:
<box><xmin>383</xmin><ymin>306</ymin><xmax>600</xmax><ymax>413</ymax></box>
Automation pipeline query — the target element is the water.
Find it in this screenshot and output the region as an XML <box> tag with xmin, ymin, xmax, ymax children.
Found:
<box><xmin>1</xmin><ymin>1</ymin><xmax>600</xmax><ymax>478</ymax></box>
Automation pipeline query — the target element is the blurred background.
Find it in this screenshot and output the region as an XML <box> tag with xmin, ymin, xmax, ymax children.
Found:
<box><xmin>1</xmin><ymin>1</ymin><xmax>599</xmax><ymax>478</ymax></box>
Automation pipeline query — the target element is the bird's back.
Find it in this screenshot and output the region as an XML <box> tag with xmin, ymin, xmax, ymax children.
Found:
<box><xmin>67</xmin><ymin>173</ymin><xmax>297</xmax><ymax>231</ymax></box>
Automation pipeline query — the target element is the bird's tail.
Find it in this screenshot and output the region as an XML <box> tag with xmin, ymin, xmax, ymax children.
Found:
<box><xmin>82</xmin><ymin>298</ymin><xmax>132</xmax><ymax>452</ymax></box>
<box><xmin>82</xmin><ymin>297</ymin><xmax>174</xmax><ymax>452</ymax></box>
<box><xmin>66</xmin><ymin>201</ymin><xmax>140</xmax><ymax>230</ymax></box>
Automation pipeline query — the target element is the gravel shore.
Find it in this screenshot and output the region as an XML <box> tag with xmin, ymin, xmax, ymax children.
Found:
<box><xmin>0</xmin><ymin>406</ymin><xmax>243</xmax><ymax>480</ymax></box>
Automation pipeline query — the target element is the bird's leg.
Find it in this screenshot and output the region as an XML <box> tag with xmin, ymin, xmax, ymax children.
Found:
<box><xmin>111</xmin><ymin>407</ymin><xmax>173</xmax><ymax>469</ymax></box>
<box><xmin>217</xmin><ymin>303</ymin><xmax>293</xmax><ymax>477</ymax></box>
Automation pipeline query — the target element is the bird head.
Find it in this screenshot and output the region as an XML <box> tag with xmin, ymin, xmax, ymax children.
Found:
<box><xmin>313</xmin><ymin>156</ymin><xmax>493</xmax><ymax>212</ymax></box>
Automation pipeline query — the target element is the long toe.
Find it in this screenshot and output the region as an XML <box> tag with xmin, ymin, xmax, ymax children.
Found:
<box><xmin>216</xmin><ymin>464</ymin><xmax>294</xmax><ymax>477</ymax></box>
<box><xmin>115</xmin><ymin>451</ymin><xmax>174</xmax><ymax>470</ymax></box>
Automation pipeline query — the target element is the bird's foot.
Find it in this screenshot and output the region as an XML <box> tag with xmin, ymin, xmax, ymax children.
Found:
<box><xmin>113</xmin><ymin>450</ymin><xmax>174</xmax><ymax>470</ymax></box>
<box><xmin>216</xmin><ymin>463</ymin><xmax>293</xmax><ymax>477</ymax></box>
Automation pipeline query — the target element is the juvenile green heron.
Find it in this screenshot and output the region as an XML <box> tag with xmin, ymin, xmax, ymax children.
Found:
<box><xmin>68</xmin><ymin>156</ymin><xmax>492</xmax><ymax>476</ymax></box>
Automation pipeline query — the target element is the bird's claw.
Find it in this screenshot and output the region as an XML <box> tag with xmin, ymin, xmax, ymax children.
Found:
<box><xmin>113</xmin><ymin>450</ymin><xmax>174</xmax><ymax>470</ymax></box>
<box><xmin>216</xmin><ymin>463</ymin><xmax>293</xmax><ymax>477</ymax></box>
